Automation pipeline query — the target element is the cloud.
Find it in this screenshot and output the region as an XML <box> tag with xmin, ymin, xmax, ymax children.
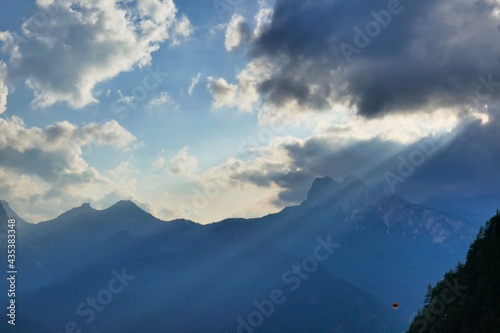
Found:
<box><xmin>207</xmin><ymin>58</ymin><xmax>270</xmax><ymax>111</ymax></box>
<box><xmin>79</xmin><ymin>161</ymin><xmax>157</xmax><ymax>216</ymax></box>
<box><xmin>0</xmin><ymin>0</ymin><xmax>191</xmax><ymax>109</ymax></box>
<box><xmin>225</xmin><ymin>14</ymin><xmax>251</xmax><ymax>51</ymax></box>
<box><xmin>191</xmin><ymin>135</ymin><xmax>395</xmax><ymax>207</ymax></box>
<box><xmin>78</xmin><ymin>120</ymin><xmax>137</xmax><ymax>149</ymax></box>
<box><xmin>169</xmin><ymin>146</ymin><xmax>198</xmax><ymax>176</ymax></box>
<box><xmin>116</xmin><ymin>90</ymin><xmax>136</xmax><ymax>107</ymax></box>
<box><xmin>201</xmin><ymin>0</ymin><xmax>500</xmax><ymax>213</ymax></box>
<box><xmin>149</xmin><ymin>91</ymin><xmax>171</xmax><ymax>107</ymax></box>
<box><xmin>0</xmin><ymin>61</ymin><xmax>7</xmax><ymax>114</ymax></box>
<box><xmin>207</xmin><ymin>76</ymin><xmax>239</xmax><ymax>109</ymax></box>
<box><xmin>191</xmin><ymin>104</ymin><xmax>496</xmax><ymax>208</ymax></box>
<box><xmin>211</xmin><ymin>0</ymin><xmax>500</xmax><ymax>119</ymax></box>
<box><xmin>188</xmin><ymin>72</ymin><xmax>201</xmax><ymax>96</ymax></box>
<box><xmin>0</xmin><ymin>116</ymin><xmax>136</xmax><ymax>182</ymax></box>
<box><xmin>192</xmin><ymin>135</ymin><xmax>299</xmax><ymax>198</ymax></box>
<box><xmin>253</xmin><ymin>1</ymin><xmax>273</xmax><ymax>39</ymax></box>
<box><xmin>388</xmin><ymin>108</ymin><xmax>500</xmax><ymax>201</ymax></box>
<box><xmin>173</xmin><ymin>14</ymin><xmax>194</xmax><ymax>45</ymax></box>
<box><xmin>153</xmin><ymin>156</ymin><xmax>167</xmax><ymax>170</ymax></box>
<box><xmin>0</xmin><ymin>116</ymin><xmax>140</xmax><ymax>221</ymax></box>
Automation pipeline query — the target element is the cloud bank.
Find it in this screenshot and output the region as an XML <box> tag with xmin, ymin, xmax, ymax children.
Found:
<box><xmin>0</xmin><ymin>0</ymin><xmax>191</xmax><ymax>109</ymax></box>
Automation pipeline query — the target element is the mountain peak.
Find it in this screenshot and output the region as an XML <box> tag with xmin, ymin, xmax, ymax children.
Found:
<box><xmin>102</xmin><ymin>200</ymin><xmax>154</xmax><ymax>218</ymax></box>
<box><xmin>107</xmin><ymin>200</ymin><xmax>143</xmax><ymax>211</ymax></box>
<box><xmin>304</xmin><ymin>175</ymin><xmax>376</xmax><ymax>208</ymax></box>
<box><xmin>342</xmin><ymin>175</ymin><xmax>364</xmax><ymax>186</ymax></box>
<box><xmin>306</xmin><ymin>176</ymin><xmax>339</xmax><ymax>201</ymax></box>
<box><xmin>74</xmin><ymin>202</ymin><xmax>93</xmax><ymax>211</ymax></box>
<box><xmin>80</xmin><ymin>202</ymin><xmax>92</xmax><ymax>209</ymax></box>
<box><xmin>310</xmin><ymin>176</ymin><xmax>336</xmax><ymax>189</ymax></box>
<box><xmin>55</xmin><ymin>202</ymin><xmax>95</xmax><ymax>221</ymax></box>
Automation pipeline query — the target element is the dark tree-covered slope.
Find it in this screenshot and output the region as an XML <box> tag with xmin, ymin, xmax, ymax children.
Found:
<box><xmin>408</xmin><ymin>211</ymin><xmax>500</xmax><ymax>333</ymax></box>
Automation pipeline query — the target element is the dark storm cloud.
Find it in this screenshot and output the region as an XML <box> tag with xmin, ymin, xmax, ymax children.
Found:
<box><xmin>250</xmin><ymin>0</ymin><xmax>500</xmax><ymax>117</ymax></box>
<box><xmin>230</xmin><ymin>137</ymin><xmax>404</xmax><ymax>206</ymax></box>
<box><xmin>232</xmin><ymin>107</ymin><xmax>499</xmax><ymax>207</ymax></box>
<box><xmin>267</xmin><ymin>137</ymin><xmax>403</xmax><ymax>205</ymax></box>
<box><xmin>273</xmin><ymin>109</ymin><xmax>500</xmax><ymax>206</ymax></box>
<box><xmin>0</xmin><ymin>147</ymin><xmax>60</xmax><ymax>181</ymax></box>
<box><xmin>272</xmin><ymin>171</ymin><xmax>317</xmax><ymax>205</ymax></box>
<box><xmin>388</xmin><ymin>110</ymin><xmax>500</xmax><ymax>200</ymax></box>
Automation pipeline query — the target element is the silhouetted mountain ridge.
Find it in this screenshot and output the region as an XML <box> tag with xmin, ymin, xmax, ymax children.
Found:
<box><xmin>0</xmin><ymin>176</ymin><xmax>482</xmax><ymax>333</ymax></box>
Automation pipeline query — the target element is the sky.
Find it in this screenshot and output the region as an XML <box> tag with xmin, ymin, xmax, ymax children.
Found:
<box><xmin>0</xmin><ymin>0</ymin><xmax>499</xmax><ymax>224</ymax></box>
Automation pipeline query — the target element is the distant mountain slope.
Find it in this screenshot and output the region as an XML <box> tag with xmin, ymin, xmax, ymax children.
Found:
<box><xmin>8</xmin><ymin>200</ymin><xmax>211</xmax><ymax>291</ymax></box>
<box><xmin>200</xmin><ymin>176</ymin><xmax>475</xmax><ymax>319</ymax></box>
<box><xmin>13</xmin><ymin>244</ymin><xmax>406</xmax><ymax>333</ymax></box>
<box><xmin>0</xmin><ymin>176</ymin><xmax>481</xmax><ymax>332</ymax></box>
<box><xmin>422</xmin><ymin>192</ymin><xmax>500</xmax><ymax>228</ymax></box>
<box><xmin>407</xmin><ymin>211</ymin><xmax>500</xmax><ymax>333</ymax></box>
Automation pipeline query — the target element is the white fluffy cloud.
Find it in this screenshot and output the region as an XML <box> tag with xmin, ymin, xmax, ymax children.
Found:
<box><xmin>207</xmin><ymin>76</ymin><xmax>239</xmax><ymax>109</ymax></box>
<box><xmin>0</xmin><ymin>0</ymin><xmax>191</xmax><ymax>109</ymax></box>
<box><xmin>0</xmin><ymin>116</ymin><xmax>136</xmax><ymax>178</ymax></box>
<box><xmin>253</xmin><ymin>1</ymin><xmax>273</xmax><ymax>38</ymax></box>
<box><xmin>224</xmin><ymin>3</ymin><xmax>273</xmax><ymax>53</ymax></box>
<box><xmin>92</xmin><ymin>161</ymin><xmax>157</xmax><ymax>215</ymax></box>
<box><xmin>77</xmin><ymin>120</ymin><xmax>137</xmax><ymax>149</ymax></box>
<box><xmin>169</xmin><ymin>146</ymin><xmax>198</xmax><ymax>176</ymax></box>
<box><xmin>187</xmin><ymin>104</ymin><xmax>485</xmax><ymax>211</ymax></box>
<box><xmin>173</xmin><ymin>15</ymin><xmax>194</xmax><ymax>44</ymax></box>
<box><xmin>207</xmin><ymin>58</ymin><xmax>271</xmax><ymax>111</ymax></box>
<box><xmin>0</xmin><ymin>61</ymin><xmax>7</xmax><ymax>114</ymax></box>
<box><xmin>153</xmin><ymin>156</ymin><xmax>167</xmax><ymax>170</ymax></box>
<box><xmin>149</xmin><ymin>91</ymin><xmax>171</xmax><ymax>107</ymax></box>
<box><xmin>224</xmin><ymin>14</ymin><xmax>251</xmax><ymax>51</ymax></box>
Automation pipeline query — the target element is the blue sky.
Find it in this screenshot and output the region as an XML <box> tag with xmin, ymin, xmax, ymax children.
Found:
<box><xmin>0</xmin><ymin>0</ymin><xmax>499</xmax><ymax>223</ymax></box>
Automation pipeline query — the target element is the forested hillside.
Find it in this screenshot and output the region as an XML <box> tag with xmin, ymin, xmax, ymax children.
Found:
<box><xmin>408</xmin><ymin>211</ymin><xmax>500</xmax><ymax>332</ymax></box>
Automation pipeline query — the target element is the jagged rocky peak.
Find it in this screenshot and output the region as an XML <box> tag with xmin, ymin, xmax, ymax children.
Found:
<box><xmin>56</xmin><ymin>202</ymin><xmax>95</xmax><ymax>220</ymax></box>
<box><xmin>73</xmin><ymin>202</ymin><xmax>93</xmax><ymax>212</ymax></box>
<box><xmin>342</xmin><ymin>174</ymin><xmax>366</xmax><ymax>187</ymax></box>
<box><xmin>80</xmin><ymin>202</ymin><xmax>92</xmax><ymax>209</ymax></box>
<box><xmin>306</xmin><ymin>176</ymin><xmax>339</xmax><ymax>200</ymax></box>
<box><xmin>306</xmin><ymin>175</ymin><xmax>375</xmax><ymax>204</ymax></box>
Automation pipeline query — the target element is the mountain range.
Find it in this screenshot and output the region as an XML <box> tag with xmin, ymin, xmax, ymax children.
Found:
<box><xmin>0</xmin><ymin>176</ymin><xmax>485</xmax><ymax>333</ymax></box>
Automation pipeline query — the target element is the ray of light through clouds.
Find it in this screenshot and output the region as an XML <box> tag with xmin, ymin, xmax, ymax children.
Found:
<box><xmin>0</xmin><ymin>0</ymin><xmax>498</xmax><ymax>223</ymax></box>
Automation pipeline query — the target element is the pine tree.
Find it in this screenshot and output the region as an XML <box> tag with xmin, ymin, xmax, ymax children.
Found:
<box><xmin>424</xmin><ymin>284</ymin><xmax>433</xmax><ymax>305</ymax></box>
